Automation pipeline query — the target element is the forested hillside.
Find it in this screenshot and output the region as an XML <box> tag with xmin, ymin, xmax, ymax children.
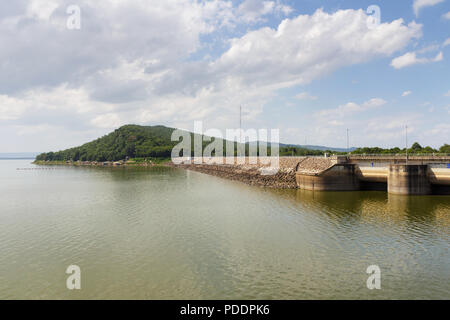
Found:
<box><xmin>35</xmin><ymin>125</ymin><xmax>328</xmax><ymax>162</ymax></box>
<box><xmin>36</xmin><ymin>125</ymin><xmax>179</xmax><ymax>161</ymax></box>
<box><xmin>35</xmin><ymin>125</ymin><xmax>449</xmax><ymax>162</ymax></box>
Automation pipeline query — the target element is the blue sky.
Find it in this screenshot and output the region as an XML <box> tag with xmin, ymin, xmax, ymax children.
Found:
<box><xmin>263</xmin><ymin>0</ymin><xmax>450</xmax><ymax>148</ymax></box>
<box><xmin>0</xmin><ymin>0</ymin><xmax>449</xmax><ymax>152</ymax></box>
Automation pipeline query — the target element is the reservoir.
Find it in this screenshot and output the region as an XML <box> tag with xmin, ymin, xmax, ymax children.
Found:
<box><xmin>0</xmin><ymin>159</ymin><xmax>448</xmax><ymax>299</ymax></box>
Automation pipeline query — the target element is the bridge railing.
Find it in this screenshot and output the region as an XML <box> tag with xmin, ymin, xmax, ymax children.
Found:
<box><xmin>347</xmin><ymin>153</ymin><xmax>450</xmax><ymax>157</ymax></box>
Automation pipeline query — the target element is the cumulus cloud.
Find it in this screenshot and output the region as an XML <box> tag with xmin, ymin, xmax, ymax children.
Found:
<box><xmin>426</xmin><ymin>123</ymin><xmax>450</xmax><ymax>136</ymax></box>
<box><xmin>391</xmin><ymin>51</ymin><xmax>443</xmax><ymax>69</ymax></box>
<box><xmin>413</xmin><ymin>0</ymin><xmax>445</xmax><ymax>16</ymax></box>
<box><xmin>237</xmin><ymin>0</ymin><xmax>293</xmax><ymax>23</ymax></box>
<box><xmin>444</xmin><ymin>90</ymin><xmax>450</xmax><ymax>96</ymax></box>
<box><xmin>0</xmin><ymin>0</ymin><xmax>234</xmax><ymax>95</ymax></box>
<box><xmin>444</xmin><ymin>38</ymin><xmax>450</xmax><ymax>47</ymax></box>
<box><xmin>0</xmin><ymin>2</ymin><xmax>424</xmax><ymax>150</ymax></box>
<box><xmin>212</xmin><ymin>10</ymin><xmax>421</xmax><ymax>89</ymax></box>
<box><xmin>316</xmin><ymin>98</ymin><xmax>387</xmax><ymax>118</ymax></box>
<box><xmin>364</xmin><ymin>115</ymin><xmax>420</xmax><ymax>142</ymax></box>
<box><xmin>0</xmin><ymin>94</ymin><xmax>30</xmax><ymax>120</ymax></box>
<box><xmin>90</xmin><ymin>113</ymin><xmax>124</xmax><ymax>129</ymax></box>
<box><xmin>295</xmin><ymin>92</ymin><xmax>317</xmax><ymax>100</ymax></box>
<box><xmin>402</xmin><ymin>91</ymin><xmax>412</xmax><ymax>97</ymax></box>
<box><xmin>26</xmin><ymin>0</ymin><xmax>60</xmax><ymax>20</ymax></box>
<box><xmin>444</xmin><ymin>11</ymin><xmax>450</xmax><ymax>19</ymax></box>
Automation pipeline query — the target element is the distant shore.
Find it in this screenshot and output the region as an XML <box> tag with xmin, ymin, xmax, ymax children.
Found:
<box><xmin>33</xmin><ymin>159</ymin><xmax>170</xmax><ymax>167</ymax></box>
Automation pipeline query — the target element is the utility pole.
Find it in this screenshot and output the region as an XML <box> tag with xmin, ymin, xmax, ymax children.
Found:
<box><xmin>239</xmin><ymin>105</ymin><xmax>242</xmax><ymax>144</ymax></box>
<box><xmin>405</xmin><ymin>125</ymin><xmax>408</xmax><ymax>164</ymax></box>
<box><xmin>346</xmin><ymin>128</ymin><xmax>349</xmax><ymax>152</ymax></box>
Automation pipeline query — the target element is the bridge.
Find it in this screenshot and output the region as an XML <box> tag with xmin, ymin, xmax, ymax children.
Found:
<box><xmin>295</xmin><ymin>155</ymin><xmax>450</xmax><ymax>195</ymax></box>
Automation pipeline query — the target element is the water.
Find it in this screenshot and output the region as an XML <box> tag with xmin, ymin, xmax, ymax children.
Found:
<box><xmin>0</xmin><ymin>159</ymin><xmax>449</xmax><ymax>300</ymax></box>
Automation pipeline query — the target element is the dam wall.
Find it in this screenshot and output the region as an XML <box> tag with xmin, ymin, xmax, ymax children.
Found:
<box><xmin>173</xmin><ymin>155</ymin><xmax>450</xmax><ymax>195</ymax></box>
<box><xmin>296</xmin><ymin>157</ymin><xmax>450</xmax><ymax>195</ymax></box>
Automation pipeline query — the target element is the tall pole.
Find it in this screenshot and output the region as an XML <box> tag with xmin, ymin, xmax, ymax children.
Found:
<box><xmin>405</xmin><ymin>125</ymin><xmax>408</xmax><ymax>164</ymax></box>
<box><xmin>346</xmin><ymin>128</ymin><xmax>349</xmax><ymax>152</ymax></box>
<box><xmin>239</xmin><ymin>105</ymin><xmax>242</xmax><ymax>144</ymax></box>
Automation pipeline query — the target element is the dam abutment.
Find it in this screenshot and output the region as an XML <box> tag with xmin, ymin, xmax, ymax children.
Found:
<box><xmin>387</xmin><ymin>164</ymin><xmax>431</xmax><ymax>195</ymax></box>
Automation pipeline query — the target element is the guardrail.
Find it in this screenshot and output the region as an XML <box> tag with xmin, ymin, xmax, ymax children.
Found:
<box><xmin>347</xmin><ymin>153</ymin><xmax>450</xmax><ymax>157</ymax></box>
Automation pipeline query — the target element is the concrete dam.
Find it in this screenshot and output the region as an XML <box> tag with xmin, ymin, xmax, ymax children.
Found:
<box><xmin>176</xmin><ymin>155</ymin><xmax>450</xmax><ymax>195</ymax></box>
<box><xmin>295</xmin><ymin>155</ymin><xmax>450</xmax><ymax>195</ymax></box>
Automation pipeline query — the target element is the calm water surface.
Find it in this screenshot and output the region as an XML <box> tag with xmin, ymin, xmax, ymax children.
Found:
<box><xmin>0</xmin><ymin>160</ymin><xmax>449</xmax><ymax>299</ymax></box>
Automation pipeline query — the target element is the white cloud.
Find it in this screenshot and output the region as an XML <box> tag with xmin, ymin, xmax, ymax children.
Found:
<box><xmin>327</xmin><ymin>120</ymin><xmax>344</xmax><ymax>126</ymax></box>
<box><xmin>237</xmin><ymin>0</ymin><xmax>293</xmax><ymax>23</ymax></box>
<box><xmin>444</xmin><ymin>90</ymin><xmax>450</xmax><ymax>96</ymax></box>
<box><xmin>0</xmin><ymin>4</ymin><xmax>424</xmax><ymax>151</ymax></box>
<box><xmin>443</xmin><ymin>11</ymin><xmax>450</xmax><ymax>19</ymax></box>
<box><xmin>214</xmin><ymin>9</ymin><xmax>421</xmax><ymax>89</ymax></box>
<box><xmin>316</xmin><ymin>98</ymin><xmax>387</xmax><ymax>118</ymax></box>
<box><xmin>295</xmin><ymin>92</ymin><xmax>317</xmax><ymax>100</ymax></box>
<box><xmin>0</xmin><ymin>94</ymin><xmax>29</xmax><ymax>120</ymax></box>
<box><xmin>26</xmin><ymin>0</ymin><xmax>59</xmax><ymax>20</ymax></box>
<box><xmin>391</xmin><ymin>51</ymin><xmax>443</xmax><ymax>69</ymax></box>
<box><xmin>363</xmin><ymin>114</ymin><xmax>421</xmax><ymax>142</ymax></box>
<box><xmin>435</xmin><ymin>52</ymin><xmax>444</xmax><ymax>61</ymax></box>
<box><xmin>444</xmin><ymin>38</ymin><xmax>450</xmax><ymax>47</ymax></box>
<box><xmin>402</xmin><ymin>91</ymin><xmax>412</xmax><ymax>97</ymax></box>
<box><xmin>0</xmin><ymin>0</ymin><xmax>234</xmax><ymax>95</ymax></box>
<box><xmin>417</xmin><ymin>44</ymin><xmax>440</xmax><ymax>54</ymax></box>
<box><xmin>0</xmin><ymin>85</ymin><xmax>115</xmax><ymax>128</ymax></box>
<box><xmin>426</xmin><ymin>123</ymin><xmax>450</xmax><ymax>136</ymax></box>
<box><xmin>413</xmin><ymin>0</ymin><xmax>445</xmax><ymax>16</ymax></box>
<box><xmin>90</xmin><ymin>113</ymin><xmax>124</xmax><ymax>129</ymax></box>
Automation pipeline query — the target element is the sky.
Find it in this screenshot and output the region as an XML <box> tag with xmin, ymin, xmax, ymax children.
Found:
<box><xmin>0</xmin><ymin>0</ymin><xmax>449</xmax><ymax>152</ymax></box>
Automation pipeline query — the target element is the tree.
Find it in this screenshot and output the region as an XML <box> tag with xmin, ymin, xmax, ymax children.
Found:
<box><xmin>411</xmin><ymin>142</ymin><xmax>422</xmax><ymax>150</ymax></box>
<box><xmin>440</xmin><ymin>144</ymin><xmax>450</xmax><ymax>153</ymax></box>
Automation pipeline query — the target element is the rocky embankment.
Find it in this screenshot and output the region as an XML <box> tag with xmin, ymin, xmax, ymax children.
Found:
<box><xmin>171</xmin><ymin>157</ymin><xmax>310</xmax><ymax>188</ymax></box>
<box><xmin>35</xmin><ymin>156</ymin><xmax>337</xmax><ymax>189</ymax></box>
<box><xmin>295</xmin><ymin>157</ymin><xmax>334</xmax><ymax>175</ymax></box>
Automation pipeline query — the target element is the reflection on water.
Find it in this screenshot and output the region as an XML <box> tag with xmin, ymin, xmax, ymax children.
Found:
<box><xmin>289</xmin><ymin>189</ymin><xmax>450</xmax><ymax>230</ymax></box>
<box><xmin>0</xmin><ymin>160</ymin><xmax>449</xmax><ymax>300</ymax></box>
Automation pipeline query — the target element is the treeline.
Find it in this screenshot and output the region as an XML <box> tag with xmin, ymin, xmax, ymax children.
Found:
<box><xmin>35</xmin><ymin>125</ymin><xmax>450</xmax><ymax>162</ymax></box>
<box><xmin>350</xmin><ymin>143</ymin><xmax>450</xmax><ymax>155</ymax></box>
<box><xmin>36</xmin><ymin>125</ymin><xmax>178</xmax><ymax>162</ymax></box>
<box><xmin>279</xmin><ymin>146</ymin><xmax>326</xmax><ymax>156</ymax></box>
<box><xmin>35</xmin><ymin>125</ymin><xmax>290</xmax><ymax>162</ymax></box>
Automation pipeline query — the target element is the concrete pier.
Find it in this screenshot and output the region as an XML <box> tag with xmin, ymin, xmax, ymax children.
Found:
<box><xmin>296</xmin><ymin>164</ymin><xmax>360</xmax><ymax>191</ymax></box>
<box><xmin>387</xmin><ymin>164</ymin><xmax>431</xmax><ymax>195</ymax></box>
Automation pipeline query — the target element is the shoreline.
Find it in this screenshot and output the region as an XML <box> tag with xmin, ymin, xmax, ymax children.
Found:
<box><xmin>33</xmin><ymin>159</ymin><xmax>170</xmax><ymax>167</ymax></box>
<box><xmin>34</xmin><ymin>159</ymin><xmax>301</xmax><ymax>188</ymax></box>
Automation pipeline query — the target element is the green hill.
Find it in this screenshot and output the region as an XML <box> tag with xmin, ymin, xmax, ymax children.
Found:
<box><xmin>35</xmin><ymin>124</ymin><xmax>329</xmax><ymax>162</ymax></box>
<box><xmin>35</xmin><ymin>124</ymin><xmax>450</xmax><ymax>162</ymax></box>
<box><xmin>36</xmin><ymin>125</ymin><xmax>181</xmax><ymax>162</ymax></box>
